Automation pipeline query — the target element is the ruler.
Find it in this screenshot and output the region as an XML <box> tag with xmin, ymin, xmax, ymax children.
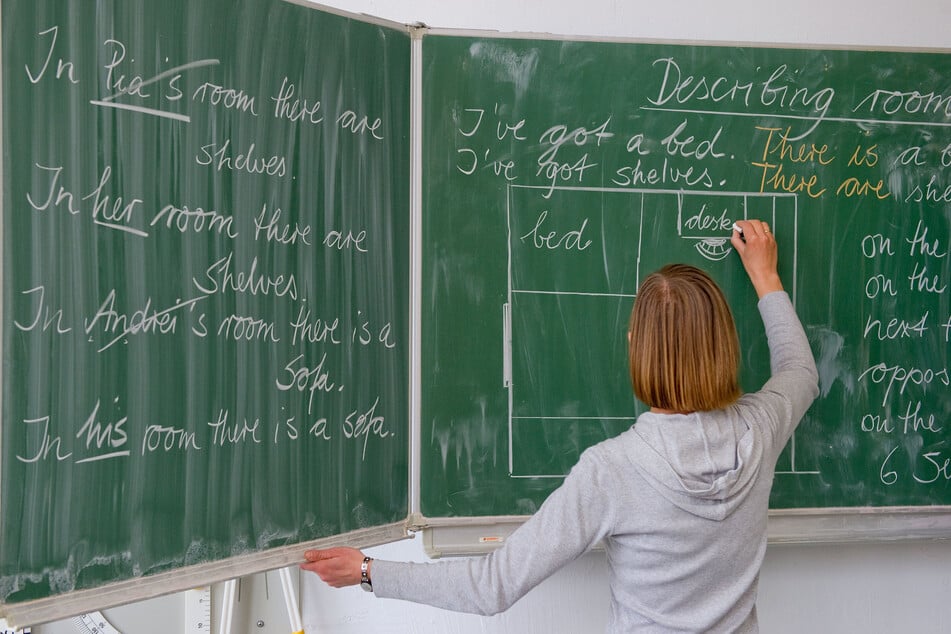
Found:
<box><xmin>71</xmin><ymin>586</ymin><xmax>211</xmax><ymax>634</ymax></box>
<box><xmin>72</xmin><ymin>612</ymin><xmax>120</xmax><ymax>634</ymax></box>
<box><xmin>184</xmin><ymin>586</ymin><xmax>213</xmax><ymax>633</ymax></box>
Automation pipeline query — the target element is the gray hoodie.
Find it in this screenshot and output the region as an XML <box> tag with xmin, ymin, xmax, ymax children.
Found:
<box><xmin>373</xmin><ymin>291</ymin><xmax>820</xmax><ymax>632</ymax></box>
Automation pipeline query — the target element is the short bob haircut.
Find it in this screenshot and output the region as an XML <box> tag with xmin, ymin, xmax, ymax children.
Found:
<box><xmin>628</xmin><ymin>264</ymin><xmax>741</xmax><ymax>412</ymax></box>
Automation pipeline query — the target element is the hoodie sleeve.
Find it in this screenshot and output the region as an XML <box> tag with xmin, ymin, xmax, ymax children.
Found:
<box><xmin>754</xmin><ymin>291</ymin><xmax>820</xmax><ymax>446</ymax></box>
<box><xmin>371</xmin><ymin>448</ymin><xmax>617</xmax><ymax>615</ymax></box>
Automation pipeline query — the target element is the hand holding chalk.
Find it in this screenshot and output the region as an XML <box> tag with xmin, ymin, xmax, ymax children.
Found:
<box><xmin>731</xmin><ymin>219</ymin><xmax>783</xmax><ymax>298</ymax></box>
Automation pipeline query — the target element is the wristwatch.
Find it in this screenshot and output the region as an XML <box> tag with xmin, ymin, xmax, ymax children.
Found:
<box><xmin>360</xmin><ymin>556</ymin><xmax>373</xmax><ymax>592</ymax></box>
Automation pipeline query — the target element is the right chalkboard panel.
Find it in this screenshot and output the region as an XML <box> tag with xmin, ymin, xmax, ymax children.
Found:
<box><xmin>419</xmin><ymin>35</ymin><xmax>951</xmax><ymax>518</ymax></box>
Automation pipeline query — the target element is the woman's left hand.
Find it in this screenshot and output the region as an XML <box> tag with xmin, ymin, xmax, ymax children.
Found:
<box><xmin>300</xmin><ymin>547</ymin><xmax>368</xmax><ymax>587</ymax></box>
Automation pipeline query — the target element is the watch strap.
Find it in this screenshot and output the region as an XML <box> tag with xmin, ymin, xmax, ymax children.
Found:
<box><xmin>360</xmin><ymin>556</ymin><xmax>373</xmax><ymax>592</ymax></box>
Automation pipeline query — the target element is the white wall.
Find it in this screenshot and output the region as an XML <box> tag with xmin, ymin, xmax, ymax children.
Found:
<box><xmin>28</xmin><ymin>1</ymin><xmax>951</xmax><ymax>633</ymax></box>
<box><xmin>316</xmin><ymin>0</ymin><xmax>951</xmax><ymax>48</ymax></box>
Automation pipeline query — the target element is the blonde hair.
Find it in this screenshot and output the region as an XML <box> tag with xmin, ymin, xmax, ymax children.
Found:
<box><xmin>628</xmin><ymin>264</ymin><xmax>741</xmax><ymax>412</ymax></box>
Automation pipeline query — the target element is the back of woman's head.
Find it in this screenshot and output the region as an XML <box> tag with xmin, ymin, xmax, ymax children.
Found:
<box><xmin>628</xmin><ymin>264</ymin><xmax>740</xmax><ymax>412</ymax></box>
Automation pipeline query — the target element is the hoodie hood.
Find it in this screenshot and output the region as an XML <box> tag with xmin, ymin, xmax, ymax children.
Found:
<box><xmin>625</xmin><ymin>407</ymin><xmax>764</xmax><ymax>521</ymax></box>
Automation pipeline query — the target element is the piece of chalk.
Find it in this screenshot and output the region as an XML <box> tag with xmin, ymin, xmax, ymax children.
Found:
<box><xmin>732</xmin><ymin>222</ymin><xmax>743</xmax><ymax>234</ymax></box>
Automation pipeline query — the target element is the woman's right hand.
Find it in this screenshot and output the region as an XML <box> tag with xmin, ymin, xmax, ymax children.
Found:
<box><xmin>731</xmin><ymin>219</ymin><xmax>784</xmax><ymax>298</ymax></box>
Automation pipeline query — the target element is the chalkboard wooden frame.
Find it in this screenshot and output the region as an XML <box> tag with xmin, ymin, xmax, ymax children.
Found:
<box><xmin>415</xmin><ymin>508</ymin><xmax>951</xmax><ymax>559</ymax></box>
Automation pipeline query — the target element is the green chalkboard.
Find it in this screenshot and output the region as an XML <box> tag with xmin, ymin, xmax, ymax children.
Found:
<box><xmin>419</xmin><ymin>35</ymin><xmax>951</xmax><ymax>518</ymax></box>
<box><xmin>1</xmin><ymin>0</ymin><xmax>410</xmax><ymax>608</ymax></box>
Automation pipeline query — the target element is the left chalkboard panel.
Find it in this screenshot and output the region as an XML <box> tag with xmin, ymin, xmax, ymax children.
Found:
<box><xmin>1</xmin><ymin>0</ymin><xmax>410</xmax><ymax>613</ymax></box>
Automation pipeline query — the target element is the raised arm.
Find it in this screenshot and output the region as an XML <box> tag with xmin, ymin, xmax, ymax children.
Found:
<box><xmin>731</xmin><ymin>219</ymin><xmax>783</xmax><ymax>298</ymax></box>
<box><xmin>732</xmin><ymin>219</ymin><xmax>819</xmax><ymax>442</ymax></box>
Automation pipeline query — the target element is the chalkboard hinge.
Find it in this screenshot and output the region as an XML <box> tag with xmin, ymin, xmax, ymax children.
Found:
<box><xmin>406</xmin><ymin>512</ymin><xmax>430</xmax><ymax>532</ymax></box>
<box><xmin>409</xmin><ymin>22</ymin><xmax>429</xmax><ymax>39</ymax></box>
